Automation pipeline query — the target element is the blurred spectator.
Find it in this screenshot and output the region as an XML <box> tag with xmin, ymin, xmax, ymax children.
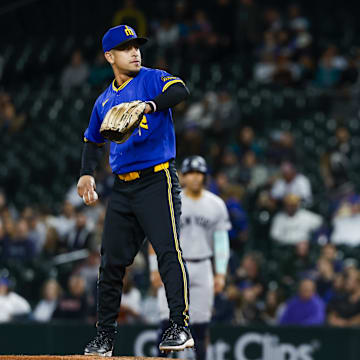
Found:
<box><xmin>184</xmin><ymin>91</ymin><xmax>217</xmax><ymax>129</ymax></box>
<box><xmin>212</xmin><ymin>90</ymin><xmax>239</xmax><ymax>136</ymax></box>
<box><xmin>88</xmin><ymin>50</ymin><xmax>113</xmax><ymax>88</ymax></box>
<box><xmin>112</xmin><ymin>0</ymin><xmax>147</xmax><ymax>36</ymax></box>
<box><xmin>292</xmin><ymin>19</ymin><xmax>312</xmax><ymax>54</ymax></box>
<box><xmin>331</xmin><ymin>204</ymin><xmax>360</xmax><ymax>246</ymax></box>
<box><xmin>315</xmin><ymin>257</ymin><xmax>335</xmax><ymax>303</ymax></box>
<box><xmin>231</xmin><ymin>126</ymin><xmax>263</xmax><ymax>158</ymax></box>
<box><xmin>233</xmin><ymin>252</ymin><xmax>265</xmax><ymax>289</ymax></box>
<box><xmin>41</xmin><ymin>226</ymin><xmax>61</xmax><ymax>259</ymax></box>
<box><xmin>331</xmin><ymin>192</ymin><xmax>360</xmax><ymax>220</ymax></box>
<box><xmin>5</xmin><ymin>218</ymin><xmax>35</xmax><ymax>262</ymax></box>
<box><xmin>254</xmin><ymin>54</ymin><xmax>276</xmax><ymax>83</ymax></box>
<box><xmin>184</xmin><ymin>10</ymin><xmax>218</xmax><ymax>63</ymax></box>
<box><xmin>320</xmin><ymin>126</ymin><xmax>352</xmax><ymax>192</ymax></box>
<box><xmin>238</xmin><ymin>150</ymin><xmax>269</xmax><ymax>191</ymax></box>
<box><xmin>315</xmin><ymin>46</ymin><xmax>346</xmax><ymax>88</ymax></box>
<box><xmin>226</xmin><ymin>280</ymin><xmax>262</xmax><ymax>325</ymax></box>
<box><xmin>189</xmin><ymin>10</ymin><xmax>213</xmax><ymax>44</ymax></box>
<box><xmin>173</xmin><ymin>0</ymin><xmax>191</xmax><ymax>41</ymax></box>
<box><xmin>65</xmin><ymin>210</ymin><xmax>93</xmax><ymax>251</ymax></box>
<box><xmin>155</xmin><ymin>18</ymin><xmax>179</xmax><ymax>48</ymax></box>
<box><xmin>271</xmin><ymin>161</ymin><xmax>312</xmax><ymax>206</ymax></box>
<box><xmin>280</xmin><ymin>241</ymin><xmax>315</xmax><ymax>286</ymax></box>
<box><xmin>61</xmin><ymin>50</ymin><xmax>89</xmax><ymax>92</ymax></box>
<box><xmin>212</xmin><ymin>291</ymin><xmax>235</xmax><ymax>323</ymax></box>
<box><xmin>321</xmin><ymin>243</ymin><xmax>343</xmax><ymax>273</ymax></box>
<box><xmin>288</xmin><ymin>4</ymin><xmax>312</xmax><ymax>54</ymax></box>
<box><xmin>256</xmin><ymin>31</ymin><xmax>278</xmax><ymax>60</ymax></box>
<box><xmin>47</xmin><ymin>200</ymin><xmax>75</xmax><ymax>240</ymax></box>
<box><xmin>270</xmin><ymin>194</ymin><xmax>322</xmax><ymax>245</ymax></box>
<box><xmin>0</xmin><ymin>92</ymin><xmax>26</xmax><ymax>133</ymax></box>
<box><xmin>328</xmin><ymin>269</ymin><xmax>360</xmax><ymax>326</ymax></box>
<box><xmin>288</xmin><ymin>3</ymin><xmax>310</xmax><ymax>31</ymax></box>
<box><xmin>221</xmin><ymin>184</ymin><xmax>248</xmax><ymax>251</ymax></box>
<box><xmin>22</xmin><ymin>207</ymin><xmax>46</xmax><ymax>255</ymax></box>
<box><xmin>267</xmin><ymin>131</ymin><xmax>298</xmax><ymax>165</ymax></box>
<box><xmin>298</xmin><ymin>55</ymin><xmax>315</xmax><ymax>85</ymax></box>
<box><xmin>228</xmin><ymin>252</ymin><xmax>266</xmax><ymax>324</ymax></box>
<box><xmin>117</xmin><ymin>271</ymin><xmax>142</xmax><ymax>324</ymax></box>
<box><xmin>53</xmin><ymin>274</ymin><xmax>88</xmax><ymax>320</ymax></box>
<box><xmin>261</xmin><ymin>287</ymin><xmax>285</xmax><ymax>325</ymax></box>
<box><xmin>78</xmin><ymin>250</ymin><xmax>101</xmax><ymax>295</ymax></box>
<box><xmin>279</xmin><ymin>278</ymin><xmax>325</xmax><ymax>325</ymax></box>
<box><xmin>273</xmin><ymin>53</ymin><xmax>300</xmax><ymax>87</ymax></box>
<box><xmin>263</xmin><ymin>7</ymin><xmax>283</xmax><ymax>32</ymax></box>
<box><xmin>0</xmin><ymin>276</ymin><xmax>31</xmax><ymax>322</ymax></box>
<box><xmin>219</xmin><ymin>148</ymin><xmax>242</xmax><ymax>184</ymax></box>
<box><xmin>32</xmin><ymin>279</ymin><xmax>62</xmax><ymax>322</ymax></box>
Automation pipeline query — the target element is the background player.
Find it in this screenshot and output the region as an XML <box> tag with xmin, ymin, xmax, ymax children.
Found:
<box><xmin>77</xmin><ymin>25</ymin><xmax>194</xmax><ymax>356</ymax></box>
<box><xmin>149</xmin><ymin>155</ymin><xmax>231</xmax><ymax>360</ymax></box>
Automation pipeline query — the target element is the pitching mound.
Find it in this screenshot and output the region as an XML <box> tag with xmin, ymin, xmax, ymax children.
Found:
<box><xmin>0</xmin><ymin>357</ymin><xmax>169</xmax><ymax>360</ymax></box>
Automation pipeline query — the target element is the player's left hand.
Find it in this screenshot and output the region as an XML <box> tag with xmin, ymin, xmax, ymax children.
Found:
<box><xmin>214</xmin><ymin>274</ymin><xmax>226</xmax><ymax>294</ymax></box>
<box><xmin>144</xmin><ymin>103</ymin><xmax>152</xmax><ymax>114</ymax></box>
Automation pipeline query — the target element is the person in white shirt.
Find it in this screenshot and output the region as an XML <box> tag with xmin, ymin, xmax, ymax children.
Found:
<box><xmin>331</xmin><ymin>203</ymin><xmax>360</xmax><ymax>246</ymax></box>
<box><xmin>32</xmin><ymin>279</ymin><xmax>62</xmax><ymax>322</ymax></box>
<box><xmin>271</xmin><ymin>161</ymin><xmax>312</xmax><ymax>207</ymax></box>
<box><xmin>0</xmin><ymin>277</ymin><xmax>31</xmax><ymax>323</ymax></box>
<box><xmin>270</xmin><ymin>193</ymin><xmax>322</xmax><ymax>245</ymax></box>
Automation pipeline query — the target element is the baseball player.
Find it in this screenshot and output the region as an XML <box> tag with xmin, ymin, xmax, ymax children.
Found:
<box><xmin>78</xmin><ymin>25</ymin><xmax>193</xmax><ymax>356</ymax></box>
<box><xmin>149</xmin><ymin>156</ymin><xmax>231</xmax><ymax>360</ymax></box>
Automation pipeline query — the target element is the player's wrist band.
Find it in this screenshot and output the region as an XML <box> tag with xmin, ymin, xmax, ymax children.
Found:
<box><xmin>146</xmin><ymin>101</ymin><xmax>156</xmax><ymax>113</ymax></box>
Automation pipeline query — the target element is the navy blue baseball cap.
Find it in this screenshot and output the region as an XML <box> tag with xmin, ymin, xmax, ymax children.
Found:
<box><xmin>102</xmin><ymin>25</ymin><xmax>148</xmax><ymax>52</ymax></box>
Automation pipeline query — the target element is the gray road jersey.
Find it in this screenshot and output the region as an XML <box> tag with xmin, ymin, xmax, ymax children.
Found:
<box><xmin>180</xmin><ymin>189</ymin><xmax>231</xmax><ymax>260</ymax></box>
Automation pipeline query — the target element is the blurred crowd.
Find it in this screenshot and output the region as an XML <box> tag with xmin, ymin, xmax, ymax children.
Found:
<box><xmin>56</xmin><ymin>0</ymin><xmax>360</xmax><ymax>93</ymax></box>
<box><xmin>2</xmin><ymin>119</ymin><xmax>360</xmax><ymax>328</ymax></box>
<box><xmin>2</xmin><ymin>0</ymin><xmax>360</xmax><ymax>329</ymax></box>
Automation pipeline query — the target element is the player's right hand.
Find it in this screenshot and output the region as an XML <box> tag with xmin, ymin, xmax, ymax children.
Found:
<box><xmin>77</xmin><ymin>175</ymin><xmax>98</xmax><ymax>206</ymax></box>
<box><xmin>150</xmin><ymin>270</ymin><xmax>163</xmax><ymax>289</ymax></box>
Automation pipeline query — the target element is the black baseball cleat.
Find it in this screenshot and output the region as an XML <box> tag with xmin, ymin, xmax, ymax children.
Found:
<box><xmin>159</xmin><ymin>320</ymin><xmax>194</xmax><ymax>352</ymax></box>
<box><xmin>84</xmin><ymin>329</ymin><xmax>115</xmax><ymax>357</ymax></box>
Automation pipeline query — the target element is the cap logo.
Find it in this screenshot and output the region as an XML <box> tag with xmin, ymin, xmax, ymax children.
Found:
<box><xmin>124</xmin><ymin>25</ymin><xmax>134</xmax><ymax>37</ymax></box>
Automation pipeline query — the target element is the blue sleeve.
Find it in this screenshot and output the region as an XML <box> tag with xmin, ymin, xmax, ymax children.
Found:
<box><xmin>302</xmin><ymin>300</ymin><xmax>325</xmax><ymax>325</ymax></box>
<box><xmin>145</xmin><ymin>69</ymin><xmax>186</xmax><ymax>99</ymax></box>
<box><xmin>84</xmin><ymin>97</ymin><xmax>107</xmax><ymax>144</ymax></box>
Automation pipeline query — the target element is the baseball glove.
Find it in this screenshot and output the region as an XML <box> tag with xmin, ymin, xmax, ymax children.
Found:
<box><xmin>100</xmin><ymin>100</ymin><xmax>147</xmax><ymax>144</ymax></box>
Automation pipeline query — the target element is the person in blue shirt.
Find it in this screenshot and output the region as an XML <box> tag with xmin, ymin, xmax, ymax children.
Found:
<box><xmin>279</xmin><ymin>278</ymin><xmax>325</xmax><ymax>326</ymax></box>
<box><xmin>77</xmin><ymin>25</ymin><xmax>193</xmax><ymax>356</ymax></box>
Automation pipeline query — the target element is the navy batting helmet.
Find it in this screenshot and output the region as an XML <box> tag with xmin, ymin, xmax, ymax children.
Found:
<box><xmin>181</xmin><ymin>156</ymin><xmax>208</xmax><ymax>174</ymax></box>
